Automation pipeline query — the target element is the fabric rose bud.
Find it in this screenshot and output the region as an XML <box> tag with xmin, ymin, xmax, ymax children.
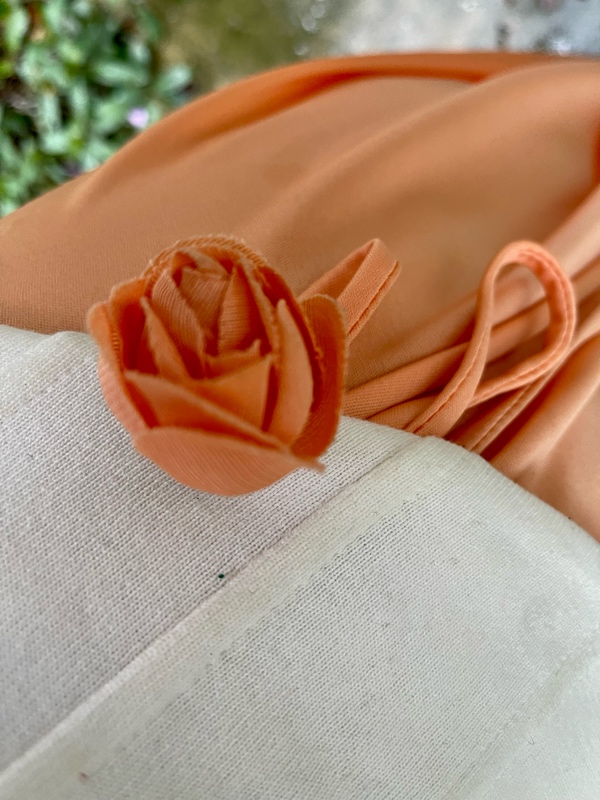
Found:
<box><xmin>87</xmin><ymin>235</ymin><xmax>346</xmax><ymax>495</ymax></box>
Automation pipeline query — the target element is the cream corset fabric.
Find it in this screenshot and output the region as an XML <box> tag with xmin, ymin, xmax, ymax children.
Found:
<box><xmin>1</xmin><ymin>325</ymin><xmax>599</xmax><ymax>799</ymax></box>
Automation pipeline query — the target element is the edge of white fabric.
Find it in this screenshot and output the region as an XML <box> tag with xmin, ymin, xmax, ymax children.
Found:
<box><xmin>2</xmin><ymin>325</ymin><xmax>599</xmax><ymax>799</ymax></box>
<box><xmin>4</xmin><ymin>430</ymin><xmax>599</xmax><ymax>800</ymax></box>
<box><xmin>0</xmin><ymin>324</ymin><xmax>49</xmax><ymax>372</ymax></box>
<box><xmin>1</xmin><ymin>433</ymin><xmax>458</xmax><ymax>799</ymax></box>
<box><xmin>0</xmin><ymin>329</ymin><xmax>89</xmax><ymax>420</ymax></box>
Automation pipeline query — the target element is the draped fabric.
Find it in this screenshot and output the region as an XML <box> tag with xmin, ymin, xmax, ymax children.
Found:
<box><xmin>1</xmin><ymin>51</ymin><xmax>599</xmax><ymax>535</ymax></box>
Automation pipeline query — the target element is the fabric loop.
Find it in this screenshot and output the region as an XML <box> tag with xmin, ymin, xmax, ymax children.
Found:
<box><xmin>317</xmin><ymin>238</ymin><xmax>576</xmax><ymax>445</ymax></box>
<box><xmin>471</xmin><ymin>242</ymin><xmax>576</xmax><ymax>404</ymax></box>
<box><xmin>407</xmin><ymin>240</ymin><xmax>576</xmax><ymax>437</ymax></box>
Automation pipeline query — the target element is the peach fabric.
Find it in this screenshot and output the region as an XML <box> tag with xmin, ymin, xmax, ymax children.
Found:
<box><xmin>87</xmin><ymin>235</ymin><xmax>346</xmax><ymax>495</ymax></box>
<box><xmin>1</xmin><ymin>51</ymin><xmax>599</xmax><ymax>535</ymax></box>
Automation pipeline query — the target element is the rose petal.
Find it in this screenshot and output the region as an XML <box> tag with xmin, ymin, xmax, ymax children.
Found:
<box><xmin>135</xmin><ymin>324</ymin><xmax>158</xmax><ymax>375</ymax></box>
<box><xmin>193</xmin><ymin>238</ymin><xmax>250</xmax><ymax>277</ymax></box>
<box><xmin>87</xmin><ymin>301</ymin><xmax>117</xmax><ymax>360</ymax></box>
<box><xmin>151</xmin><ymin>270</ymin><xmax>206</xmax><ymax>376</ymax></box>
<box><xmin>87</xmin><ymin>303</ymin><xmax>147</xmax><ymax>435</ymax></box>
<box><xmin>179</xmin><ymin>266</ymin><xmax>228</xmax><ymax>335</ymax></box>
<box><xmin>140</xmin><ymin>296</ymin><xmax>189</xmax><ymax>381</ymax></box>
<box><xmin>206</xmin><ymin>238</ymin><xmax>282</xmax><ymax>354</ymax></box>
<box><xmin>255</xmin><ymin>264</ymin><xmax>303</xmax><ymax>314</ymax></box>
<box><xmin>125</xmin><ymin>371</ymin><xmax>278</xmax><ymax>447</ymax></box>
<box><xmin>267</xmin><ymin>300</ymin><xmax>314</xmax><ymax>444</ymax></box>
<box><xmin>187</xmin><ymin>355</ymin><xmax>273</xmax><ymax>430</ymax></box>
<box><xmin>254</xmin><ymin>263</ymin><xmax>318</xmax><ymax>375</ymax></box>
<box><xmin>105</xmin><ymin>278</ymin><xmax>147</xmax><ymax>369</ymax></box>
<box><xmin>171</xmin><ymin>248</ymin><xmax>228</xmax><ymax>279</ymax></box>
<box><xmin>293</xmin><ymin>295</ymin><xmax>347</xmax><ymax>458</ymax></box>
<box><xmin>134</xmin><ymin>426</ymin><xmax>322</xmax><ymax>495</ymax></box>
<box><xmin>204</xmin><ymin>339</ymin><xmax>262</xmax><ymax>378</ymax></box>
<box><xmin>172</xmin><ymin>237</ymin><xmax>281</xmax><ymax>356</ymax></box>
<box><xmin>243</xmin><ymin>269</ymin><xmax>280</xmax><ymax>355</ymax></box>
<box><xmin>217</xmin><ymin>266</ymin><xmax>263</xmax><ymax>352</ymax></box>
<box><xmin>143</xmin><ymin>243</ymin><xmax>228</xmax><ymax>302</ymax></box>
<box><xmin>180</xmin><ymin>249</ymin><xmax>228</xmax><ymax>277</ymax></box>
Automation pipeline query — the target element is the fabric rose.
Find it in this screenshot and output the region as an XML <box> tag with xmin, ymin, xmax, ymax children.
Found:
<box><xmin>87</xmin><ymin>235</ymin><xmax>346</xmax><ymax>495</ymax></box>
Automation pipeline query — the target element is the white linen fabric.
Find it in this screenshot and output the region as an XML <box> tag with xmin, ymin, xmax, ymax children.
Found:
<box><xmin>0</xmin><ymin>325</ymin><xmax>48</xmax><ymax>367</ymax></box>
<box><xmin>0</xmin><ymin>325</ymin><xmax>599</xmax><ymax>800</ymax></box>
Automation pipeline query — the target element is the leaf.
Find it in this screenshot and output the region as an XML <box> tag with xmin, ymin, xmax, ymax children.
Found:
<box><xmin>145</xmin><ymin>99</ymin><xmax>165</xmax><ymax>127</ymax></box>
<box><xmin>36</xmin><ymin>91</ymin><xmax>62</xmax><ymax>133</ymax></box>
<box><xmin>0</xmin><ymin>133</ymin><xmax>20</xmax><ymax>169</ymax></box>
<box><xmin>90</xmin><ymin>60</ymin><xmax>149</xmax><ymax>88</ymax></box>
<box><xmin>3</xmin><ymin>109</ymin><xmax>31</xmax><ymax>138</ymax></box>
<box><xmin>17</xmin><ymin>143</ymin><xmax>41</xmax><ymax>184</ymax></box>
<box><xmin>71</xmin><ymin>0</ymin><xmax>92</xmax><ymax>18</ymax></box>
<box><xmin>16</xmin><ymin>44</ymin><xmax>42</xmax><ymax>84</ymax></box>
<box><xmin>2</xmin><ymin>178</ymin><xmax>25</xmax><ymax>196</ymax></box>
<box><xmin>4</xmin><ymin>5</ymin><xmax>29</xmax><ymax>54</ymax></box>
<box><xmin>67</xmin><ymin>81</ymin><xmax>90</xmax><ymax>119</ymax></box>
<box><xmin>0</xmin><ymin>58</ymin><xmax>13</xmax><ymax>80</ymax></box>
<box><xmin>80</xmin><ymin>138</ymin><xmax>117</xmax><ymax>171</ymax></box>
<box><xmin>42</xmin><ymin>0</ymin><xmax>68</xmax><ymax>36</ymax></box>
<box><xmin>21</xmin><ymin>137</ymin><xmax>39</xmax><ymax>162</ymax></box>
<box><xmin>45</xmin><ymin>62</ymin><xmax>71</xmax><ymax>91</ymax></box>
<box><xmin>1</xmin><ymin>0</ymin><xmax>196</xmax><ymax>216</ymax></box>
<box><xmin>75</xmin><ymin>22</ymin><xmax>107</xmax><ymax>58</ymax></box>
<box><xmin>154</xmin><ymin>64</ymin><xmax>192</xmax><ymax>96</ymax></box>
<box><xmin>17</xmin><ymin>42</ymin><xmax>70</xmax><ymax>89</ymax></box>
<box><xmin>128</xmin><ymin>37</ymin><xmax>150</xmax><ymax>65</ymax></box>
<box><xmin>56</xmin><ymin>38</ymin><xmax>85</xmax><ymax>66</ymax></box>
<box><xmin>39</xmin><ymin>129</ymin><xmax>71</xmax><ymax>155</ymax></box>
<box><xmin>44</xmin><ymin>161</ymin><xmax>67</xmax><ymax>183</ymax></box>
<box><xmin>1</xmin><ymin>199</ymin><xmax>20</xmax><ymax>218</ymax></box>
<box><xmin>92</xmin><ymin>98</ymin><xmax>130</xmax><ymax>135</ymax></box>
<box><xmin>63</xmin><ymin>118</ymin><xmax>85</xmax><ymax>149</ymax></box>
<box><xmin>110</xmin><ymin>88</ymin><xmax>141</xmax><ymax>108</ymax></box>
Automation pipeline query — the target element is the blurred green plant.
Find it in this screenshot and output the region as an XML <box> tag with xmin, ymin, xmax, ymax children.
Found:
<box><xmin>0</xmin><ymin>0</ymin><xmax>195</xmax><ymax>216</ymax></box>
<box><xmin>1</xmin><ymin>0</ymin><xmax>346</xmax><ymax>217</ymax></box>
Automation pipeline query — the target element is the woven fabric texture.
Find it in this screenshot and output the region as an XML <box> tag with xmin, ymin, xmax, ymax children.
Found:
<box><xmin>0</xmin><ymin>327</ymin><xmax>414</xmax><ymax>770</ymax></box>
<box><xmin>0</xmin><ymin>325</ymin><xmax>47</xmax><ymax>371</ymax></box>
<box><xmin>1</xmin><ymin>326</ymin><xmax>599</xmax><ymax>799</ymax></box>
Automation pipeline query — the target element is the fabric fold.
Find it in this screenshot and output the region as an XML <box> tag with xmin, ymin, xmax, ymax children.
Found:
<box><xmin>1</xmin><ymin>50</ymin><xmax>599</xmax><ymax>534</ymax></box>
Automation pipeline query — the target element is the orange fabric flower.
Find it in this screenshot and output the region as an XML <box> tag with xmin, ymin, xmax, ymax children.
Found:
<box><xmin>87</xmin><ymin>235</ymin><xmax>346</xmax><ymax>495</ymax></box>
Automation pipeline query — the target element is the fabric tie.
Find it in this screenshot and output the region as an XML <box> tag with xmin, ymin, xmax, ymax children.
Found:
<box><xmin>307</xmin><ymin>238</ymin><xmax>577</xmax><ymax>454</ymax></box>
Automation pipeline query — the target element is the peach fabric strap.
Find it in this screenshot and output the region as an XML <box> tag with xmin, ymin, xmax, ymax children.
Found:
<box><xmin>300</xmin><ymin>239</ymin><xmax>401</xmax><ymax>342</ymax></box>
<box><xmin>409</xmin><ymin>241</ymin><xmax>576</xmax><ymax>438</ymax></box>
<box><xmin>317</xmin><ymin>238</ymin><xmax>576</xmax><ymax>451</ymax></box>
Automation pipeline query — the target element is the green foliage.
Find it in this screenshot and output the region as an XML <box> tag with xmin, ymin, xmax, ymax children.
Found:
<box><xmin>0</xmin><ymin>0</ymin><xmax>195</xmax><ymax>216</ymax></box>
<box><xmin>1</xmin><ymin>0</ymin><xmax>346</xmax><ymax>217</ymax></box>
